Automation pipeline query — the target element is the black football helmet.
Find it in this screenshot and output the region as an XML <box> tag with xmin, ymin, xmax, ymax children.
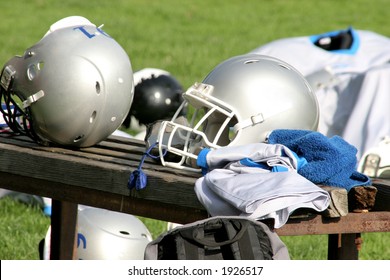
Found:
<box><xmin>122</xmin><ymin>68</ymin><xmax>184</xmax><ymax>128</ymax></box>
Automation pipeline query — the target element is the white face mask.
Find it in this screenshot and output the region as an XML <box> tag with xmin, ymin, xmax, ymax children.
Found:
<box><xmin>144</xmin><ymin>82</ymin><xmax>233</xmax><ymax>172</ymax></box>
<box><xmin>358</xmin><ymin>136</ymin><xmax>390</xmax><ymax>179</ymax></box>
<box><xmin>145</xmin><ymin>115</ymin><xmax>198</xmax><ymax>170</ymax></box>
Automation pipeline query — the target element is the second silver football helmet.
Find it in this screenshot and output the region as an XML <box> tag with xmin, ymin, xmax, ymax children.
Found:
<box><xmin>156</xmin><ymin>54</ymin><xmax>319</xmax><ymax>170</ymax></box>
<box><xmin>0</xmin><ymin>16</ymin><xmax>134</xmax><ymax>147</ymax></box>
<box><xmin>41</xmin><ymin>206</ymin><xmax>153</xmax><ymax>260</ymax></box>
<box><xmin>77</xmin><ymin>207</ymin><xmax>152</xmax><ymax>260</ymax></box>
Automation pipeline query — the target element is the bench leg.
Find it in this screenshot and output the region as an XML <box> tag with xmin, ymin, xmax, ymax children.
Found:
<box><xmin>50</xmin><ymin>200</ymin><xmax>78</xmax><ymax>260</ymax></box>
<box><xmin>328</xmin><ymin>233</ymin><xmax>361</xmax><ymax>260</ymax></box>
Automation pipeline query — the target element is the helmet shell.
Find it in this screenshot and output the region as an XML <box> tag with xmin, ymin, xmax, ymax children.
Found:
<box><xmin>202</xmin><ymin>54</ymin><xmax>319</xmax><ymax>145</ymax></box>
<box><xmin>77</xmin><ymin>207</ymin><xmax>152</xmax><ymax>260</ymax></box>
<box><xmin>41</xmin><ymin>207</ymin><xmax>152</xmax><ymax>260</ymax></box>
<box><xmin>3</xmin><ymin>23</ymin><xmax>134</xmax><ymax>147</ymax></box>
<box><xmin>153</xmin><ymin>54</ymin><xmax>319</xmax><ymax>171</ymax></box>
<box><xmin>125</xmin><ymin>68</ymin><xmax>184</xmax><ymax>127</ymax></box>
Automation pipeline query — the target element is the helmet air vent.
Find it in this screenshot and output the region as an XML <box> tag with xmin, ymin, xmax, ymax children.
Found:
<box><xmin>89</xmin><ymin>111</ymin><xmax>97</xmax><ymax>123</ymax></box>
<box><xmin>95</xmin><ymin>81</ymin><xmax>101</xmax><ymax>94</ymax></box>
<box><xmin>244</xmin><ymin>59</ymin><xmax>260</xmax><ymax>64</ymax></box>
<box><xmin>73</xmin><ymin>135</ymin><xmax>84</xmax><ymax>142</ymax></box>
<box><xmin>278</xmin><ymin>63</ymin><xmax>291</xmax><ymax>70</ymax></box>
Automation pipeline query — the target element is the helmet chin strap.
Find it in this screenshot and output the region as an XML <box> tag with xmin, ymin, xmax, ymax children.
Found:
<box><xmin>22</xmin><ymin>90</ymin><xmax>45</xmax><ymax>109</ymax></box>
<box><xmin>233</xmin><ymin>103</ymin><xmax>292</xmax><ymax>133</ymax></box>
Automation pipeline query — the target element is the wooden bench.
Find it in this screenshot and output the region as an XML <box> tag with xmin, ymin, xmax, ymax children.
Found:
<box><xmin>0</xmin><ymin>133</ymin><xmax>389</xmax><ymax>260</ymax></box>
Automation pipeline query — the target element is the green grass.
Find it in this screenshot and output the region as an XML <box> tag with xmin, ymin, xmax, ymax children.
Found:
<box><xmin>2</xmin><ymin>0</ymin><xmax>390</xmax><ymax>88</ymax></box>
<box><xmin>1</xmin><ymin>0</ymin><xmax>390</xmax><ymax>260</ymax></box>
<box><xmin>0</xmin><ymin>198</ymin><xmax>50</xmax><ymax>260</ymax></box>
<box><xmin>1</xmin><ymin>198</ymin><xmax>389</xmax><ymax>260</ymax></box>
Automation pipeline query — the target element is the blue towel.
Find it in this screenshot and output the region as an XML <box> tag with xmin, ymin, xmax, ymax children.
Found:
<box><xmin>268</xmin><ymin>129</ymin><xmax>371</xmax><ymax>191</ymax></box>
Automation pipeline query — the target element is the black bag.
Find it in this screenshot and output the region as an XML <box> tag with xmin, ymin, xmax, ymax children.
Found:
<box><xmin>144</xmin><ymin>216</ymin><xmax>290</xmax><ymax>260</ymax></box>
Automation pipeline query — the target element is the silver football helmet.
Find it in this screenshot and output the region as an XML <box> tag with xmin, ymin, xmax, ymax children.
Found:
<box><xmin>156</xmin><ymin>54</ymin><xmax>319</xmax><ymax>171</ymax></box>
<box><xmin>41</xmin><ymin>206</ymin><xmax>153</xmax><ymax>260</ymax></box>
<box><xmin>0</xmin><ymin>16</ymin><xmax>134</xmax><ymax>147</ymax></box>
<box><xmin>76</xmin><ymin>207</ymin><xmax>152</xmax><ymax>260</ymax></box>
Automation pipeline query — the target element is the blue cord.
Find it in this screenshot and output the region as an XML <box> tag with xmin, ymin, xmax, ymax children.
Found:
<box><xmin>128</xmin><ymin>142</ymin><xmax>164</xmax><ymax>190</ymax></box>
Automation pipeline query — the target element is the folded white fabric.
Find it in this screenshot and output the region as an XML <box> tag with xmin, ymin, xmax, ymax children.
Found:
<box><xmin>194</xmin><ymin>143</ymin><xmax>330</xmax><ymax>228</ymax></box>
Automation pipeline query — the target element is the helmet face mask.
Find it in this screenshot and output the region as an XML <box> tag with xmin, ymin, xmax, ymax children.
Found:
<box><xmin>358</xmin><ymin>136</ymin><xmax>390</xmax><ymax>179</ymax></box>
<box><xmin>155</xmin><ymin>54</ymin><xmax>319</xmax><ymax>171</ymax></box>
<box><xmin>0</xmin><ymin>59</ymin><xmax>40</xmax><ymax>141</ymax></box>
<box><xmin>0</xmin><ymin>16</ymin><xmax>134</xmax><ymax>147</ymax></box>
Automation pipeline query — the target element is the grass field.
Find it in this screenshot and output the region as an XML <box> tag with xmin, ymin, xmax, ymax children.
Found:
<box><xmin>1</xmin><ymin>0</ymin><xmax>390</xmax><ymax>260</ymax></box>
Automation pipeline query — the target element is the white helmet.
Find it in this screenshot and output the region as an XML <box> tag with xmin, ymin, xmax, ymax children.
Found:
<box><xmin>77</xmin><ymin>207</ymin><xmax>152</xmax><ymax>260</ymax></box>
<box><xmin>41</xmin><ymin>206</ymin><xmax>152</xmax><ymax>260</ymax></box>
<box><xmin>0</xmin><ymin>16</ymin><xmax>134</xmax><ymax>147</ymax></box>
<box><xmin>155</xmin><ymin>54</ymin><xmax>319</xmax><ymax>171</ymax></box>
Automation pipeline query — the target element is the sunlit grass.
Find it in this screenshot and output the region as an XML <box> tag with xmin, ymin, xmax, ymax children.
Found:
<box><xmin>1</xmin><ymin>0</ymin><xmax>389</xmax><ymax>260</ymax></box>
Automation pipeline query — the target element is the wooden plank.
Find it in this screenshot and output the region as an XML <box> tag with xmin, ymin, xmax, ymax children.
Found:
<box><xmin>0</xmin><ymin>139</ymin><xmax>202</xmax><ymax>209</ymax></box>
<box><xmin>275</xmin><ymin>211</ymin><xmax>390</xmax><ymax>236</ymax></box>
<box><xmin>0</xmin><ymin>134</ymin><xmax>196</xmax><ymax>176</ymax></box>
<box><xmin>2</xmin><ymin>168</ymin><xmax>390</xmax><ymax>234</ymax></box>
<box><xmin>0</xmin><ymin>170</ymin><xmax>207</xmax><ymax>223</ymax></box>
<box><xmin>1</xmin><ymin>134</ymin><xmax>390</xmax><ymax>234</ymax></box>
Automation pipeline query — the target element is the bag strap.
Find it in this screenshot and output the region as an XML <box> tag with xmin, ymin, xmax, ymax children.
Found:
<box><xmin>175</xmin><ymin>234</ymin><xmax>203</xmax><ymax>260</ymax></box>
<box><xmin>180</xmin><ymin>218</ymin><xmax>250</xmax><ymax>247</ymax></box>
<box><xmin>236</xmin><ymin>225</ymin><xmax>256</xmax><ymax>259</ymax></box>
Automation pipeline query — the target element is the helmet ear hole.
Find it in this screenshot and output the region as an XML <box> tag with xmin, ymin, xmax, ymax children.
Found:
<box><xmin>95</xmin><ymin>81</ymin><xmax>101</xmax><ymax>94</ymax></box>
<box><xmin>73</xmin><ymin>134</ymin><xmax>84</xmax><ymax>143</ymax></box>
<box><xmin>74</xmin><ymin>135</ymin><xmax>84</xmax><ymax>142</ymax></box>
<box><xmin>90</xmin><ymin>111</ymin><xmax>97</xmax><ymax>123</ymax></box>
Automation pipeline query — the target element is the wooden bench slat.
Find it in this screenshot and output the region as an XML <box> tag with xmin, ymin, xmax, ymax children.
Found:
<box><xmin>1</xmin><ymin>133</ymin><xmax>390</xmax><ymax>260</ymax></box>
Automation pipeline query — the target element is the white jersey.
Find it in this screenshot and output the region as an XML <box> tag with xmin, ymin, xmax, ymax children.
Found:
<box><xmin>250</xmin><ymin>28</ymin><xmax>390</xmax><ymax>159</ymax></box>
